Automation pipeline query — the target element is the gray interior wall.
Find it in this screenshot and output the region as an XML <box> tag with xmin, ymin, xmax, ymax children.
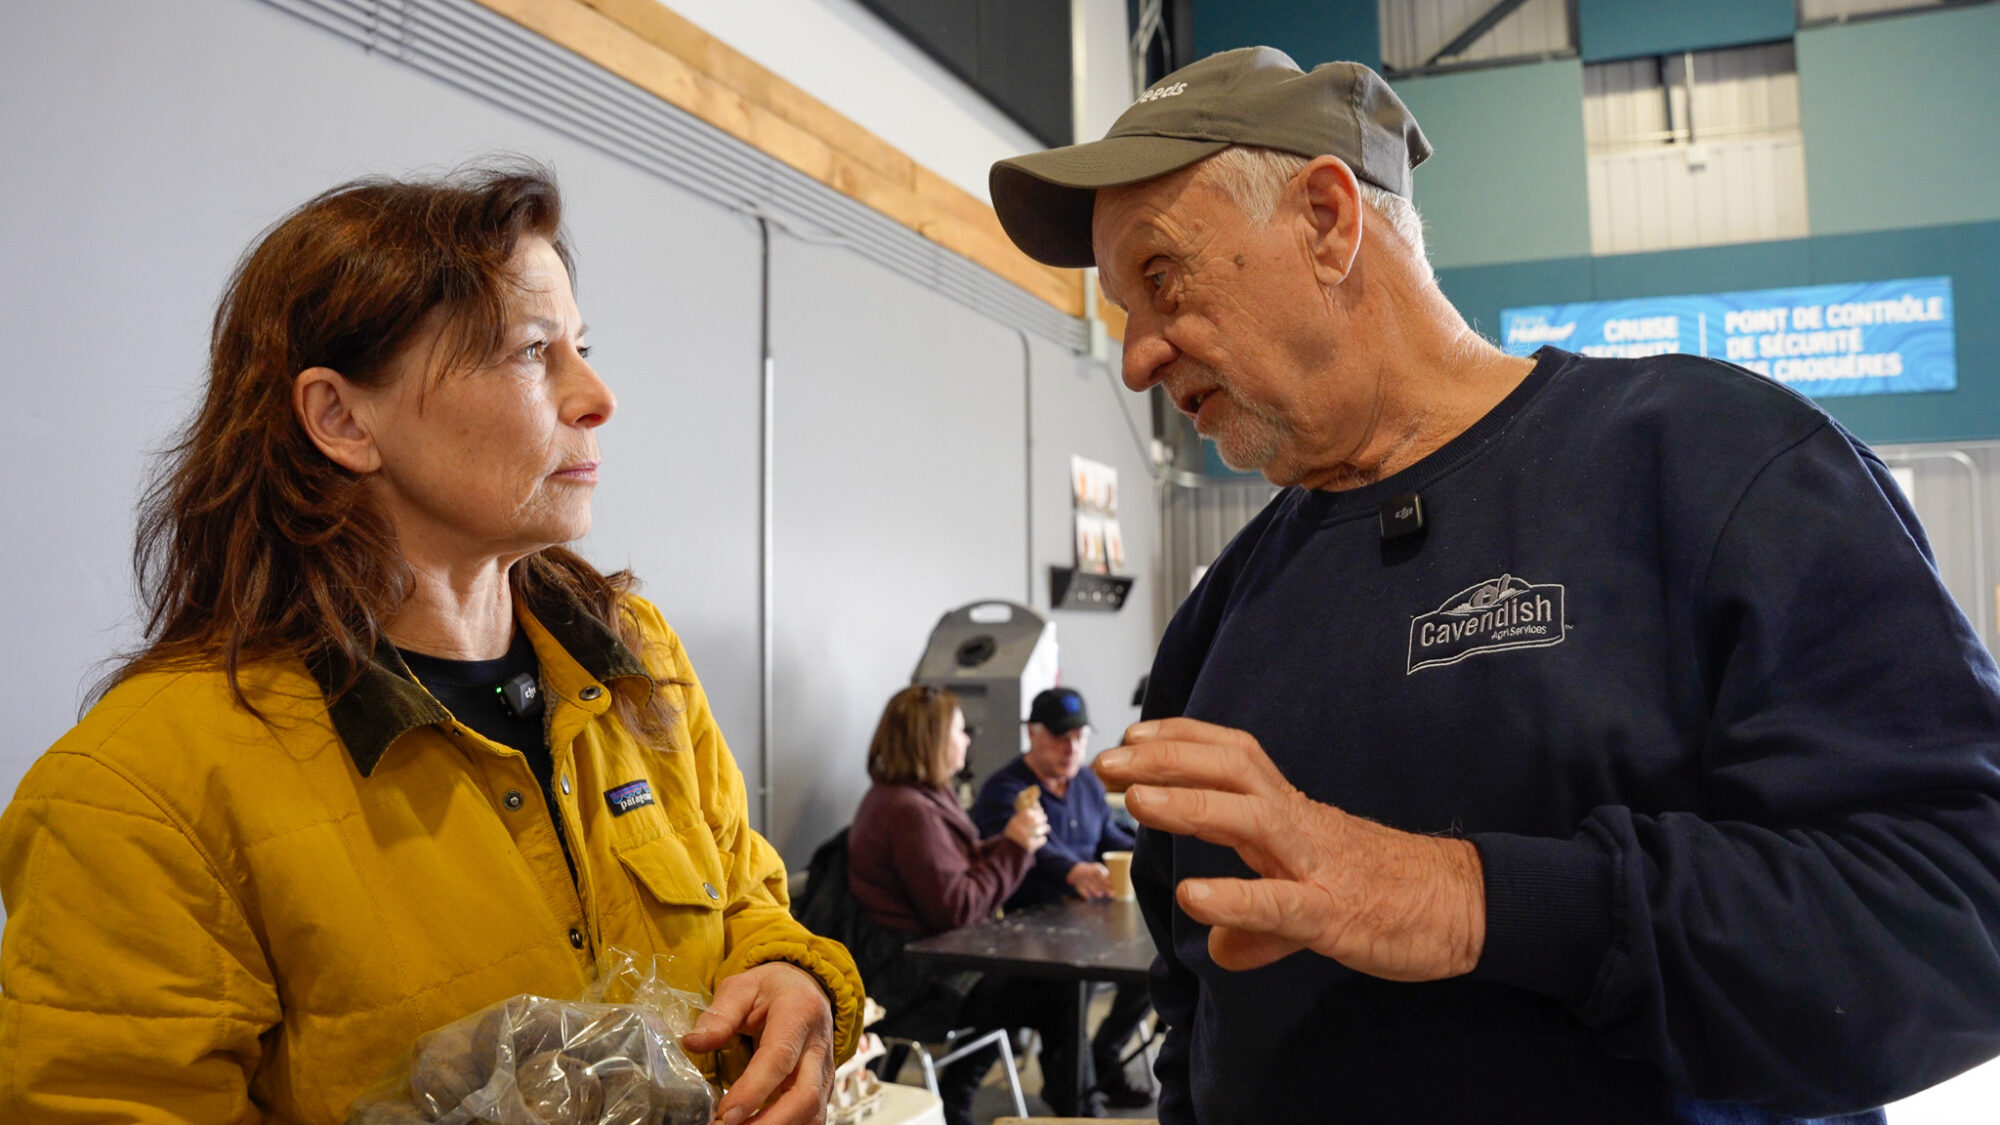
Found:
<box><xmin>767</xmin><ymin>232</ymin><xmax>1031</xmax><ymax>861</ymax></box>
<box><xmin>1</xmin><ymin>0</ymin><xmax>1166</xmax><ymax>875</ymax></box>
<box><xmin>765</xmin><ymin>258</ymin><xmax>1164</xmax><ymax>864</ymax></box>
<box><xmin>1</xmin><ymin>0</ymin><xmax>762</xmax><ymax>806</ymax></box>
<box><xmin>1026</xmin><ymin>344</ymin><xmax>1162</xmax><ymax>748</ymax></box>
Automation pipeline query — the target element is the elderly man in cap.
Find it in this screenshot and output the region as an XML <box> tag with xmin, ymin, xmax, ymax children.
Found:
<box><xmin>971</xmin><ymin>688</ymin><xmax>1154</xmax><ymax>1109</ymax></box>
<box><xmin>989</xmin><ymin>46</ymin><xmax>2000</xmax><ymax>1124</ymax></box>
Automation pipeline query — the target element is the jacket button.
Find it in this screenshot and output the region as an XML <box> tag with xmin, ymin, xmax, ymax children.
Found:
<box><xmin>703</xmin><ymin>882</ymin><xmax>720</xmax><ymax>901</ymax></box>
<box><xmin>579</xmin><ymin>685</ymin><xmax>603</xmax><ymax>701</ymax></box>
<box><xmin>503</xmin><ymin>790</ymin><xmax>524</xmax><ymax>811</ymax></box>
<box><xmin>560</xmin><ymin>775</ymin><xmax>572</xmax><ymax>796</ymax></box>
<box><xmin>569</xmin><ymin>928</ymin><xmax>585</xmax><ymax>949</ymax></box>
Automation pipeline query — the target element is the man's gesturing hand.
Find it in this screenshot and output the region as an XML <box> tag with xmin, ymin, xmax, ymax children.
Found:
<box><xmin>1095</xmin><ymin>717</ymin><xmax>1486</xmax><ymax>982</ymax></box>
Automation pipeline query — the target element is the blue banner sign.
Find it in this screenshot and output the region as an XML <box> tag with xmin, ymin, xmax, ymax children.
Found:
<box><xmin>1500</xmin><ymin>277</ymin><xmax>1955</xmax><ymax>397</ymax></box>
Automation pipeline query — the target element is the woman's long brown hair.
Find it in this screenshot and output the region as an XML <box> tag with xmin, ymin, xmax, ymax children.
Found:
<box><xmin>98</xmin><ymin>161</ymin><xmax>674</xmax><ymax>740</ymax></box>
<box><xmin>867</xmin><ymin>685</ymin><xmax>962</xmax><ymax>789</ymax></box>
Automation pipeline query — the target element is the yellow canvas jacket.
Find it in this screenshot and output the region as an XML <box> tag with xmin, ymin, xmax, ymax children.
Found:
<box><xmin>0</xmin><ymin>593</ymin><xmax>861</xmax><ymax>1123</ymax></box>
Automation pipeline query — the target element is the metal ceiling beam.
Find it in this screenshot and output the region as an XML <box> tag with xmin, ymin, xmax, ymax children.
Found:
<box><xmin>1423</xmin><ymin>0</ymin><xmax>1538</xmax><ymax>68</ymax></box>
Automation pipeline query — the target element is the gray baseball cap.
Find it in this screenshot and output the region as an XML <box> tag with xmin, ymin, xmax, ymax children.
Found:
<box><xmin>990</xmin><ymin>47</ymin><xmax>1432</xmax><ymax>268</ymax></box>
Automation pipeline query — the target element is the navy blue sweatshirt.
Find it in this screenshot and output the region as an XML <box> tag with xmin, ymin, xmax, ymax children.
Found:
<box><xmin>971</xmin><ymin>755</ymin><xmax>1135</xmax><ymax>909</ymax></box>
<box><xmin>1136</xmin><ymin>348</ymin><xmax>2000</xmax><ymax>1124</ymax></box>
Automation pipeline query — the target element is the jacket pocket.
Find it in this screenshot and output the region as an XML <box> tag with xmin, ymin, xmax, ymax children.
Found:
<box><xmin>617</xmin><ymin>834</ymin><xmax>725</xmax><ymax>910</ymax></box>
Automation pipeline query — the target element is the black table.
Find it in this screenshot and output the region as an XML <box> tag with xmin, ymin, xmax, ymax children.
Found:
<box><xmin>903</xmin><ymin>897</ymin><xmax>1155</xmax><ymax>1112</ymax></box>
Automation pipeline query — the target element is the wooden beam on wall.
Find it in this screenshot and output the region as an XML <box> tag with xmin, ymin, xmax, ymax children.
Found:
<box><xmin>466</xmin><ymin>0</ymin><xmax>1090</xmax><ymax>319</ymax></box>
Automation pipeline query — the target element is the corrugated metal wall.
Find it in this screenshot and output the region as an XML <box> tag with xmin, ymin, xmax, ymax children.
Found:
<box><xmin>1378</xmin><ymin>0</ymin><xmax>1573</xmax><ymax>71</ymax></box>
<box><xmin>1583</xmin><ymin>42</ymin><xmax>1809</xmax><ymax>255</ymax></box>
<box><xmin>1874</xmin><ymin>442</ymin><xmax>1998</xmax><ymax>657</ymax></box>
<box><xmin>1159</xmin><ymin>476</ymin><xmax>1279</xmax><ymax>621</ymax></box>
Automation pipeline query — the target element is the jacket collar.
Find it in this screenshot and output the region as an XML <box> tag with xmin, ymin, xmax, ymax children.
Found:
<box><xmin>910</xmin><ymin>783</ymin><xmax>980</xmax><ymax>842</ymax></box>
<box><xmin>312</xmin><ymin>585</ymin><xmax>653</xmax><ymax>778</ymax></box>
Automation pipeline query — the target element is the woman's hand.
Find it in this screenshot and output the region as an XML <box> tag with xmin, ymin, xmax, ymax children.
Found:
<box><xmin>1004</xmin><ymin>804</ymin><xmax>1050</xmax><ymax>853</ymax></box>
<box><xmin>682</xmin><ymin>962</ymin><xmax>836</xmax><ymax>1125</ymax></box>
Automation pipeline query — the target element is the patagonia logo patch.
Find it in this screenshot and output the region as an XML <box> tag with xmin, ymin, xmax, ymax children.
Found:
<box><xmin>603</xmin><ymin>780</ymin><xmax>656</xmax><ymax>816</ymax></box>
<box><xmin>1408</xmin><ymin>573</ymin><xmax>1567</xmax><ymax>674</ymax></box>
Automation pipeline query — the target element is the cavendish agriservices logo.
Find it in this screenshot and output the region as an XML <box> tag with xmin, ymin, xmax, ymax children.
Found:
<box><xmin>1407</xmin><ymin>574</ymin><xmax>1566</xmax><ymax>673</ymax></box>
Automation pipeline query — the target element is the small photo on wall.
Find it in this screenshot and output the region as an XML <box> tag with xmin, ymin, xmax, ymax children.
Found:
<box><xmin>1075</xmin><ymin>513</ymin><xmax>1108</xmax><ymax>574</ymax></box>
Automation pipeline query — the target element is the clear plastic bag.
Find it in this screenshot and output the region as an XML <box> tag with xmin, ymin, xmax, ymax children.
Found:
<box><xmin>348</xmin><ymin>948</ymin><xmax>717</xmax><ymax>1125</ymax></box>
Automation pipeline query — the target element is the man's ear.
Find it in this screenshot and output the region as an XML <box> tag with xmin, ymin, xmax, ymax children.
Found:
<box><xmin>293</xmin><ymin>367</ymin><xmax>382</xmax><ymax>474</ymax></box>
<box><xmin>1297</xmin><ymin>155</ymin><xmax>1364</xmax><ymax>287</ymax></box>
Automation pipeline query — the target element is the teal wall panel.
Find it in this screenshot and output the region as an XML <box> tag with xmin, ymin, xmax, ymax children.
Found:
<box><xmin>1192</xmin><ymin>0</ymin><xmax>1380</xmax><ymax>71</ymax></box>
<box><xmin>1393</xmin><ymin>60</ymin><xmax>1591</xmax><ymax>269</ymax></box>
<box><xmin>1588</xmin><ymin>238</ymin><xmax>1814</xmax><ymax>300</ymax></box>
<box><xmin>1578</xmin><ymin>0</ymin><xmax>1794</xmax><ymax>62</ymax></box>
<box><xmin>1436</xmin><ymin>255</ymin><xmax>1595</xmax><ymax>342</ymax></box>
<box><xmin>1804</xmin><ymin>223</ymin><xmax>2000</xmax><ymax>444</ymax></box>
<box><xmin>1798</xmin><ymin>4</ymin><xmax>2000</xmax><ymax>237</ymax></box>
<box><xmin>1435</xmin><ymin>219</ymin><xmax>2000</xmax><ymax>445</ymax></box>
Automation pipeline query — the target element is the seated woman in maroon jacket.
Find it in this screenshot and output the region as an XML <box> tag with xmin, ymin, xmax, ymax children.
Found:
<box><xmin>848</xmin><ymin>686</ymin><xmax>1097</xmax><ymax>1123</ymax></box>
<box><xmin>849</xmin><ymin>685</ymin><xmax>1046</xmax><ymax>933</ymax></box>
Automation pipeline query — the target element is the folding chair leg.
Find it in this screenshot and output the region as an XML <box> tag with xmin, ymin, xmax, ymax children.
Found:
<box><xmin>993</xmin><ymin>1026</ymin><xmax>1028</xmax><ymax>1119</ymax></box>
<box><xmin>911</xmin><ymin>1029</ymin><xmax>1028</xmax><ymax>1121</ymax></box>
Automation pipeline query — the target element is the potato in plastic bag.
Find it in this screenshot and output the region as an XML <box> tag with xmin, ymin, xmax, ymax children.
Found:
<box><xmin>348</xmin><ymin>948</ymin><xmax>716</xmax><ymax>1125</ymax></box>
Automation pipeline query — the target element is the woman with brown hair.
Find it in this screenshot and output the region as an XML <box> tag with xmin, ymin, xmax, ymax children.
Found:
<box><xmin>848</xmin><ymin>685</ymin><xmax>1098</xmax><ymax>1124</ymax></box>
<box><xmin>0</xmin><ymin>162</ymin><xmax>860</xmax><ymax>1124</ymax></box>
<box><xmin>848</xmin><ymin>686</ymin><xmax>1048</xmax><ymax>936</ymax></box>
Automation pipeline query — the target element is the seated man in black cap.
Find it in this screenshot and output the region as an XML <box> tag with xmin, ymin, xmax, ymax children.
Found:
<box><xmin>970</xmin><ymin>688</ymin><xmax>1154</xmax><ymax>1109</ymax></box>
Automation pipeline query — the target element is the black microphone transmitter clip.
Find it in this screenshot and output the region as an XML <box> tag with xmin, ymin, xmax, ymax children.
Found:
<box><xmin>1379</xmin><ymin>492</ymin><xmax>1426</xmax><ymax>541</ymax></box>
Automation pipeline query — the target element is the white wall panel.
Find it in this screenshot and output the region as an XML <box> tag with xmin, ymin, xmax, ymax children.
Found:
<box><xmin>1584</xmin><ymin>41</ymin><xmax>1807</xmax><ymax>255</ymax></box>
<box><xmin>1588</xmin><ymin>137</ymin><xmax>1809</xmax><ymax>254</ymax></box>
<box><xmin>1379</xmin><ymin>0</ymin><xmax>1572</xmax><ymax>71</ymax></box>
<box><xmin>1584</xmin><ymin>57</ymin><xmax>1671</xmax><ymax>146</ymax></box>
<box><xmin>1585</xmin><ymin>43</ymin><xmax>1799</xmax><ymax>149</ymax></box>
<box><xmin>1800</xmin><ymin>0</ymin><xmax>1946</xmax><ymax>24</ymax></box>
<box><xmin>1686</xmin><ymin>42</ymin><xmax>1802</xmax><ymax>135</ymax></box>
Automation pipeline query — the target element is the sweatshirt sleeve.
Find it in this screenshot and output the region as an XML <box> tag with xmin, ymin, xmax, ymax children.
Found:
<box><xmin>1470</xmin><ymin>422</ymin><xmax>2000</xmax><ymax>1115</ymax></box>
<box><xmin>0</xmin><ymin>750</ymin><xmax>281</xmax><ymax>1124</ymax></box>
<box><xmin>1133</xmin><ymin>824</ymin><xmax>1198</xmax><ymax>1125</ymax></box>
